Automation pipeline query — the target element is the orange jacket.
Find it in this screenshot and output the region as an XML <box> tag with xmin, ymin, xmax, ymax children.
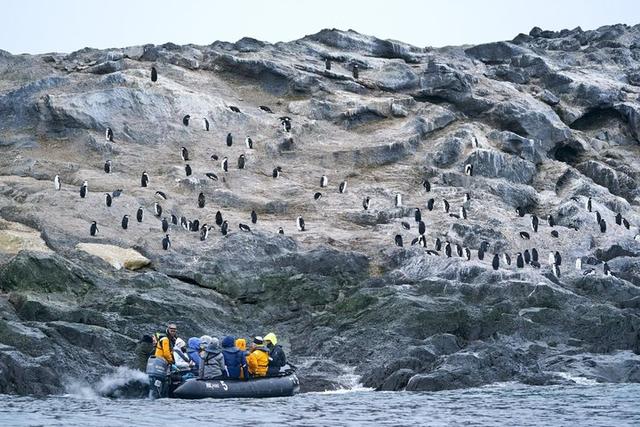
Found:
<box><xmin>154</xmin><ymin>336</ymin><xmax>175</xmax><ymax>364</ymax></box>
<box><xmin>246</xmin><ymin>347</ymin><xmax>269</xmax><ymax>377</ymax></box>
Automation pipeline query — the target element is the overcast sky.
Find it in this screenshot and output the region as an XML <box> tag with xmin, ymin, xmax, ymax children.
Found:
<box><xmin>1</xmin><ymin>0</ymin><xmax>639</xmax><ymax>54</ymax></box>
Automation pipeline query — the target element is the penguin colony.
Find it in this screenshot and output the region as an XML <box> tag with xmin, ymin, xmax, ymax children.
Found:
<box><xmin>55</xmin><ymin>63</ymin><xmax>638</xmax><ymax>281</ymax></box>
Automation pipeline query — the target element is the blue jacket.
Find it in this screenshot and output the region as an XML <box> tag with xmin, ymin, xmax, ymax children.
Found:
<box><xmin>187</xmin><ymin>337</ymin><xmax>202</xmax><ymax>367</ymax></box>
<box><xmin>222</xmin><ymin>347</ymin><xmax>248</xmax><ymax>379</ymax></box>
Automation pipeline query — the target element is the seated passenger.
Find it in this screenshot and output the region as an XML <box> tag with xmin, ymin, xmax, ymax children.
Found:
<box><xmin>246</xmin><ymin>336</ymin><xmax>269</xmax><ymax>378</ymax></box>
<box><xmin>199</xmin><ymin>335</ymin><xmax>212</xmax><ymax>359</ymax></box>
<box><xmin>264</xmin><ymin>332</ymin><xmax>287</xmax><ymax>376</ymax></box>
<box><xmin>199</xmin><ymin>338</ymin><xmax>227</xmax><ymax>380</ymax></box>
<box><xmin>186</xmin><ymin>337</ymin><xmax>202</xmax><ymax>368</ymax></box>
<box><xmin>173</xmin><ymin>338</ymin><xmax>193</xmax><ymax>370</ymax></box>
<box><xmin>221</xmin><ymin>336</ymin><xmax>248</xmax><ymax>379</ymax></box>
<box><xmin>235</xmin><ymin>338</ymin><xmax>248</xmax><ymax>355</ymax></box>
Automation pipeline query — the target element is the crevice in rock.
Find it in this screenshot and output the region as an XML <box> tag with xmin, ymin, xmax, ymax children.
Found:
<box><xmin>167</xmin><ymin>274</ymin><xmax>201</xmax><ymax>287</ymax></box>
<box><xmin>569</xmin><ymin>107</ymin><xmax>628</xmax><ymax>131</ymax></box>
<box><xmin>411</xmin><ymin>94</ymin><xmax>450</xmax><ymax>105</ymax></box>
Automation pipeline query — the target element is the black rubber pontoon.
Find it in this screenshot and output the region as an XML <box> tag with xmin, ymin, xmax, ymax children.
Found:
<box><xmin>172</xmin><ymin>373</ymin><xmax>300</xmax><ymax>399</ymax></box>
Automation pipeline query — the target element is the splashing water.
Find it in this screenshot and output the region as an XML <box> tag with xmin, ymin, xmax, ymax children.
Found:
<box><xmin>64</xmin><ymin>367</ymin><xmax>149</xmax><ymax>399</ymax></box>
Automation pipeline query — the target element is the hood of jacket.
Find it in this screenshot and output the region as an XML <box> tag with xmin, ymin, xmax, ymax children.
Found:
<box><xmin>187</xmin><ymin>337</ymin><xmax>201</xmax><ymax>352</ymax></box>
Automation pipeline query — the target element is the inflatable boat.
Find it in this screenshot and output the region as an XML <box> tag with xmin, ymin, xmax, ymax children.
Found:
<box><xmin>171</xmin><ymin>373</ymin><xmax>300</xmax><ymax>399</ymax></box>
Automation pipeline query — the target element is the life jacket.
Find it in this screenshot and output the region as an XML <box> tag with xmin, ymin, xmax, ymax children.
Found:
<box><xmin>247</xmin><ymin>347</ymin><xmax>269</xmax><ymax>377</ymax></box>
<box><xmin>154</xmin><ymin>333</ymin><xmax>175</xmax><ymax>364</ymax></box>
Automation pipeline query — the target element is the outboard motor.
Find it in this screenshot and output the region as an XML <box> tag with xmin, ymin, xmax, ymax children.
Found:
<box><xmin>146</xmin><ymin>356</ymin><xmax>169</xmax><ymax>399</ymax></box>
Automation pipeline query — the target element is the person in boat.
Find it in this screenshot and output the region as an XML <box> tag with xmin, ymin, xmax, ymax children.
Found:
<box><xmin>173</xmin><ymin>338</ymin><xmax>194</xmax><ymax>370</ymax></box>
<box><xmin>199</xmin><ymin>338</ymin><xmax>227</xmax><ymax>380</ymax></box>
<box><xmin>264</xmin><ymin>332</ymin><xmax>287</xmax><ymax>376</ymax></box>
<box><xmin>221</xmin><ymin>336</ymin><xmax>249</xmax><ymax>380</ymax></box>
<box><xmin>155</xmin><ymin>323</ymin><xmax>177</xmax><ymax>365</ymax></box>
<box><xmin>246</xmin><ymin>336</ymin><xmax>269</xmax><ymax>377</ymax></box>
<box><xmin>235</xmin><ymin>338</ymin><xmax>247</xmax><ymax>355</ymax></box>
<box><xmin>187</xmin><ymin>337</ymin><xmax>202</xmax><ymax>369</ymax></box>
<box><xmin>133</xmin><ymin>334</ymin><xmax>156</xmax><ymax>371</ymax></box>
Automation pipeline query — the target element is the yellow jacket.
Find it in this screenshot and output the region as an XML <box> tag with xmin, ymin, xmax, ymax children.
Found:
<box><xmin>155</xmin><ymin>336</ymin><xmax>175</xmax><ymax>364</ymax></box>
<box><xmin>246</xmin><ymin>347</ymin><xmax>269</xmax><ymax>377</ymax></box>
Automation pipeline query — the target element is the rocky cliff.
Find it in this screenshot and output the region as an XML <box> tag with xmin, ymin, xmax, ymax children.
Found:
<box><xmin>1</xmin><ymin>23</ymin><xmax>640</xmax><ymax>395</ymax></box>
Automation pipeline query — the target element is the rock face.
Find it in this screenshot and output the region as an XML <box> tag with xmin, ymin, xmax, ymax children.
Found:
<box><xmin>1</xmin><ymin>24</ymin><xmax>640</xmax><ymax>396</ymax></box>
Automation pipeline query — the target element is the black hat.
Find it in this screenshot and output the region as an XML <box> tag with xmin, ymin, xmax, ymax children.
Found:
<box><xmin>141</xmin><ymin>334</ymin><xmax>153</xmax><ymax>343</ymax></box>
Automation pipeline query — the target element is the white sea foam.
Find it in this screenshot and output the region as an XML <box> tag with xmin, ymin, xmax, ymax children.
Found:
<box><xmin>64</xmin><ymin>366</ymin><xmax>149</xmax><ymax>399</ymax></box>
<box><xmin>554</xmin><ymin>372</ymin><xmax>599</xmax><ymax>385</ymax></box>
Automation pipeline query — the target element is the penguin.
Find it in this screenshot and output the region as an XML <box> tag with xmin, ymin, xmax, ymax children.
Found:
<box><xmin>456</xmin><ymin>244</ymin><xmax>463</xmax><ymax>258</ymax></box>
<box><xmin>554</xmin><ymin>251</ymin><xmax>562</xmax><ymax>266</ymax></box>
<box><xmin>181</xmin><ymin>147</ymin><xmax>189</xmax><ymax>161</ymax></box>
<box><xmin>418</xmin><ymin>234</ymin><xmax>427</xmax><ymax>248</ymax></box>
<box><xmin>105</xmin><ymin>127</ymin><xmax>113</xmax><ymax>142</ymax></box>
<box><xmin>623</xmin><ymin>218</ymin><xmax>630</xmax><ymax>230</ymax></box>
<box><xmin>394</xmin><ymin>234</ymin><xmax>403</xmax><ymax>247</ymax></box>
<box><xmin>395</xmin><ymin>194</ymin><xmax>402</xmax><ymax>207</ymax></box>
<box><xmin>615</xmin><ymin>213</ymin><xmax>622</xmax><ymax>225</ymax></box>
<box><xmin>464</xmin><ymin>193</ymin><xmax>471</xmax><ymax>202</ymax></box>
<box><xmin>154</xmin><ymin>202</ymin><xmax>162</xmax><ymax>217</ymax></box>
<box><xmin>531</xmin><ymin>215</ymin><xmax>539</xmax><ymax>233</ymax></box>
<box><xmin>238</xmin><ymin>154</ymin><xmax>246</xmax><ymax>169</ymax></box>
<box><xmin>162</xmin><ymin>217</ymin><xmax>169</xmax><ymax>232</ymax></box>
<box><xmin>229</xmin><ymin>106</ymin><xmax>241</xmax><ymax>113</ymax></box>
<box><xmin>531</xmin><ymin>248</ymin><xmax>539</xmax><ymax>263</ymax></box>
<box><xmin>503</xmin><ymin>253</ymin><xmax>511</xmax><ymax>266</ymax></box>
<box><xmin>137</xmin><ymin>207</ymin><xmax>144</xmax><ymax>223</ymax></box>
<box><xmin>339</xmin><ymin>181</ymin><xmax>347</xmax><ymax>193</ymax></box>
<box><xmin>449</xmin><ymin>213</ymin><xmax>460</xmax><ymax>219</ymax></box>
<box><xmin>278</xmin><ymin>227</ymin><xmax>284</xmax><ymax>235</ymax></box>
<box><xmin>182</xmin><ymin>115</ymin><xmax>190</xmax><ymax>126</ymax></box>
<box><xmin>480</xmin><ymin>241</ymin><xmax>490</xmax><ymax>253</ymax></box>
<box><xmin>418</xmin><ymin>221</ymin><xmax>426</xmax><ymax>235</ymax></box>
<box><xmin>443</xmin><ymin>199</ymin><xmax>450</xmax><ymax>213</ymax></box>
<box><xmin>171</xmin><ymin>214</ymin><xmax>178</xmax><ymax>225</ymax></box>
<box><xmin>221</xmin><ymin>220</ymin><xmax>229</xmax><ymax>236</ymax></box>
<box><xmin>80</xmin><ymin>181</ymin><xmax>88</xmax><ymax>198</ymax></box>
<box><xmin>599</xmin><ymin>218</ymin><xmax>607</xmax><ymax>233</ymax></box>
<box><xmin>325</xmin><ymin>58</ymin><xmax>331</xmax><ymax>70</ymax></box>
<box><xmin>206</xmin><ymin>172</ymin><xmax>219</xmax><ymax>181</ymax></box>
<box><xmin>104</xmin><ymin>160</ymin><xmax>112</xmax><ymax>173</ymax></box>
<box><xmin>296</xmin><ymin>216</ymin><xmax>305</xmax><ymax>231</ymax></box>
<box><xmin>151</xmin><ymin>66</ymin><xmax>157</xmax><ymax>82</ymax></box>
<box><xmin>492</xmin><ymin>254</ymin><xmax>499</xmax><ymax>270</ymax></box>
<box><xmin>583</xmin><ymin>268</ymin><xmax>595</xmax><ymax>276</ymax></box>
<box><xmin>586</xmin><ymin>197</ymin><xmax>592</xmax><ymax>212</ymax></box>
<box><xmin>460</xmin><ymin>206</ymin><xmax>467</xmax><ymax>220</ymax></box>
<box><xmin>464</xmin><ymin>164</ymin><xmax>473</xmax><ymax>176</ymax></box>
<box><xmin>445</xmin><ymin>242</ymin><xmax>452</xmax><ymax>258</ymax></box>
<box><xmin>552</xmin><ymin>263</ymin><xmax>561</xmax><ymax>278</ymax></box>
<box><xmin>524</xmin><ymin>249</ymin><xmax>531</xmax><ymax>264</ymax></box>
<box><xmin>245</xmin><ymin>137</ymin><xmax>253</xmax><ymax>149</ymax></box>
<box><xmin>185</xmin><ymin>164</ymin><xmax>192</xmax><ymax>176</ymax></box>
<box><xmin>595</xmin><ymin>211</ymin><xmax>602</xmax><ymax>224</ymax></box>
<box><xmin>435</xmin><ymin>238</ymin><xmax>442</xmax><ymax>251</ymax></box>
<box><xmin>215</xmin><ymin>211</ymin><xmax>223</xmax><ymax>226</ymax></box>
<box><xmin>548</xmin><ymin>252</ymin><xmax>555</xmax><ymax>265</ymax></box>
<box><xmin>162</xmin><ymin>234</ymin><xmax>171</xmax><ymax>250</ymax></box>
<box><xmin>516</xmin><ymin>253</ymin><xmax>524</xmax><ymax>268</ymax></box>
<box><xmin>414</xmin><ymin>208</ymin><xmax>422</xmax><ymax>223</ymax></box>
<box><xmin>425</xmin><ymin>250</ymin><xmax>439</xmax><ymax>256</ymax></box>
<box><xmin>604</xmin><ymin>262</ymin><xmax>611</xmax><ymax>276</ymax></box>
<box><xmin>226</xmin><ymin>133</ymin><xmax>233</xmax><ymax>147</ymax></box>
<box><xmin>222</xmin><ymin>157</ymin><xmax>228</xmax><ymax>172</ymax></box>
<box><xmin>531</xmin><ymin>261</ymin><xmax>541</xmax><ymax>269</ymax></box>
<box><xmin>104</xmin><ymin>193</ymin><xmax>112</xmax><ymax>207</ymax></box>
<box><xmin>575</xmin><ymin>258</ymin><xmax>582</xmax><ymax>270</ymax></box>
<box><xmin>90</xmin><ymin>221</ymin><xmax>98</xmax><ymax>236</ymax></box>
<box><xmin>239</xmin><ymin>223</ymin><xmax>251</xmax><ymax>232</ymax></box>
<box><xmin>281</xmin><ymin>117</ymin><xmax>292</xmax><ymax>132</ymax></box>
<box><xmin>363</xmin><ymin>197</ymin><xmax>371</xmax><ymax>211</ymax></box>
<box><xmin>141</xmin><ymin>172</ymin><xmax>149</xmax><ymax>188</ymax></box>
<box><xmin>121</xmin><ymin>215</ymin><xmax>129</xmax><ymax>230</ymax></box>
<box><xmin>203</xmin><ymin>118</ymin><xmax>210</xmax><ymax>131</ymax></box>
<box><xmin>259</xmin><ymin>105</ymin><xmax>274</xmax><ymax>113</ymax></box>
<box><xmin>112</xmin><ymin>189</ymin><xmax>123</xmax><ymax>198</ymax></box>
<box><xmin>519</xmin><ymin>231</ymin><xmax>530</xmax><ymax>240</ymax></box>
<box><xmin>320</xmin><ymin>175</ymin><xmax>328</xmax><ymax>188</ymax></box>
<box><xmin>251</xmin><ymin>210</ymin><xmax>257</xmax><ymax>224</ymax></box>
<box><xmin>464</xmin><ymin>247</ymin><xmax>471</xmax><ymax>261</ymax></box>
<box><xmin>54</xmin><ymin>175</ymin><xmax>61</xmax><ymax>191</ymax></box>
<box><xmin>478</xmin><ymin>247</ymin><xmax>485</xmax><ymax>260</ymax></box>
<box><xmin>198</xmin><ymin>192</ymin><xmax>205</xmax><ymax>208</ymax></box>
<box><xmin>550</xmin><ymin>230</ymin><xmax>559</xmax><ymax>238</ymax></box>
<box><xmin>401</xmin><ymin>221</ymin><xmax>411</xmax><ymax>230</ymax></box>
<box><xmin>314</xmin><ymin>192</ymin><xmax>322</xmax><ymax>200</ymax></box>
<box><xmin>191</xmin><ymin>219</ymin><xmax>200</xmax><ymax>232</ymax></box>
<box><xmin>516</xmin><ymin>207</ymin><xmax>525</xmax><ymax>217</ymax></box>
<box><xmin>547</xmin><ymin>215</ymin><xmax>555</xmax><ymax>227</ymax></box>
<box><xmin>200</xmin><ymin>225</ymin><xmax>209</xmax><ymax>241</ymax></box>
<box><xmin>422</xmin><ymin>179</ymin><xmax>431</xmax><ymax>192</ymax></box>
<box><xmin>211</xmin><ymin>154</ymin><xmax>219</xmax><ymax>161</ymax></box>
<box><xmin>181</xmin><ymin>216</ymin><xmax>188</xmax><ymax>230</ymax></box>
<box><xmin>473</xmin><ymin>137</ymin><xmax>479</xmax><ymax>148</ymax></box>
<box><xmin>352</xmin><ymin>64</ymin><xmax>359</xmax><ymax>79</ymax></box>
<box><xmin>427</xmin><ymin>199</ymin><xmax>435</xmax><ymax>211</ymax></box>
